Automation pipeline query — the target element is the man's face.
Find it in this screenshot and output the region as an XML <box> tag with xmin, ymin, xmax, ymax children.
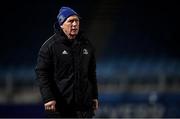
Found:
<box><xmin>61</xmin><ymin>15</ymin><xmax>80</xmax><ymax>39</ymax></box>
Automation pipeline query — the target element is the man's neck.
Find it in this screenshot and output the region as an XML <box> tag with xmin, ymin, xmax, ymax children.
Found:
<box><xmin>67</xmin><ymin>35</ymin><xmax>76</xmax><ymax>40</ymax></box>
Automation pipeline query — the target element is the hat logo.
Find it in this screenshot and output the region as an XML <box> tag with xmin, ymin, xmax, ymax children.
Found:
<box><xmin>58</xmin><ymin>15</ymin><xmax>65</xmax><ymax>23</ymax></box>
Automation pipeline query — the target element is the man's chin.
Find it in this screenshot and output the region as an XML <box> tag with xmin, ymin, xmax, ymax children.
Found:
<box><xmin>70</xmin><ymin>33</ymin><xmax>78</xmax><ymax>36</ymax></box>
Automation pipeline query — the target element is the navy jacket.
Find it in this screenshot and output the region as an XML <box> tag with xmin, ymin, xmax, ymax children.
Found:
<box><xmin>35</xmin><ymin>27</ymin><xmax>98</xmax><ymax>111</ymax></box>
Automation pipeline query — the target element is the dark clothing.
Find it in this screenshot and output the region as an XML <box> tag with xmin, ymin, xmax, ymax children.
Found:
<box><xmin>35</xmin><ymin>27</ymin><xmax>98</xmax><ymax>115</ymax></box>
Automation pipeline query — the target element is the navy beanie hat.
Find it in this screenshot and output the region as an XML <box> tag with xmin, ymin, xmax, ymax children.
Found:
<box><xmin>57</xmin><ymin>6</ymin><xmax>78</xmax><ymax>25</ymax></box>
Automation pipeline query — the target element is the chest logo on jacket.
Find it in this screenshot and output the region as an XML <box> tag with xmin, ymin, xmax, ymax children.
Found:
<box><xmin>62</xmin><ymin>50</ymin><xmax>68</xmax><ymax>55</ymax></box>
<box><xmin>83</xmin><ymin>49</ymin><xmax>88</xmax><ymax>55</ymax></box>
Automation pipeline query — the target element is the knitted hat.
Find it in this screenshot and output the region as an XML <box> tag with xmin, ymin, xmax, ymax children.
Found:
<box><xmin>57</xmin><ymin>6</ymin><xmax>78</xmax><ymax>25</ymax></box>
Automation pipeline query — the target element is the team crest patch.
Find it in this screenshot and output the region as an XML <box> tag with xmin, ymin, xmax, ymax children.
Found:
<box><xmin>83</xmin><ymin>49</ymin><xmax>88</xmax><ymax>55</ymax></box>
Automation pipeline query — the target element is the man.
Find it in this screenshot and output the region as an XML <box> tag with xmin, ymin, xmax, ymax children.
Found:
<box><xmin>35</xmin><ymin>6</ymin><xmax>98</xmax><ymax>118</ymax></box>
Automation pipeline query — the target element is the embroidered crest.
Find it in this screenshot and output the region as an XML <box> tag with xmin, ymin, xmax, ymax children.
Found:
<box><xmin>83</xmin><ymin>49</ymin><xmax>88</xmax><ymax>55</ymax></box>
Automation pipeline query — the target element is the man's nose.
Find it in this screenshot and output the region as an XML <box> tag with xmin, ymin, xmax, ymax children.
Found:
<box><xmin>72</xmin><ymin>21</ymin><xmax>78</xmax><ymax>26</ymax></box>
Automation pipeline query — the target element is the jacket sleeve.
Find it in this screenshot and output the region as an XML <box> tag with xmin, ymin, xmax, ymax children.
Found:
<box><xmin>88</xmin><ymin>48</ymin><xmax>98</xmax><ymax>99</ymax></box>
<box><xmin>35</xmin><ymin>44</ymin><xmax>55</xmax><ymax>103</ymax></box>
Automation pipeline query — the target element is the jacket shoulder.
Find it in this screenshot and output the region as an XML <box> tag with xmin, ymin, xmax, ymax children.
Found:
<box><xmin>81</xmin><ymin>36</ymin><xmax>92</xmax><ymax>45</ymax></box>
<box><xmin>82</xmin><ymin>37</ymin><xmax>95</xmax><ymax>50</ymax></box>
<box><xmin>40</xmin><ymin>33</ymin><xmax>57</xmax><ymax>50</ymax></box>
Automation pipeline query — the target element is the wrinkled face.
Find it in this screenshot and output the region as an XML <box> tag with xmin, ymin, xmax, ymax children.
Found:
<box><xmin>61</xmin><ymin>15</ymin><xmax>80</xmax><ymax>39</ymax></box>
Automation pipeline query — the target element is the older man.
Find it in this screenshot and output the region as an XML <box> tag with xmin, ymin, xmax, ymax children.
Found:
<box><xmin>35</xmin><ymin>6</ymin><xmax>98</xmax><ymax>118</ymax></box>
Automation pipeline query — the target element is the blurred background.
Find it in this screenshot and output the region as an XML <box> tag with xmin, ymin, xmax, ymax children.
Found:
<box><xmin>0</xmin><ymin>0</ymin><xmax>180</xmax><ymax>118</ymax></box>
